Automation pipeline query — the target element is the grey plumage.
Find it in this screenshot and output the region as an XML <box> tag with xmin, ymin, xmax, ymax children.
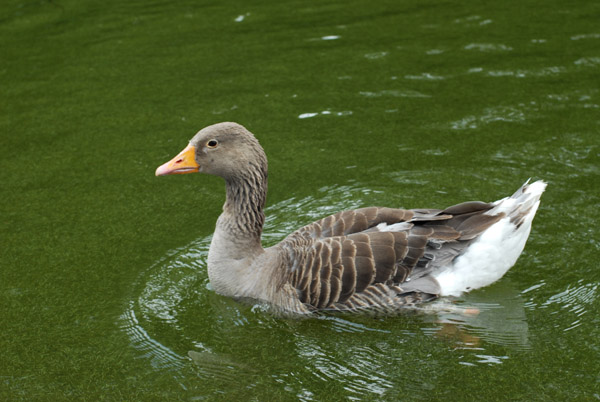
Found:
<box><xmin>156</xmin><ymin>122</ymin><xmax>545</xmax><ymax>316</ymax></box>
<box><xmin>276</xmin><ymin>205</ymin><xmax>500</xmax><ymax>313</ymax></box>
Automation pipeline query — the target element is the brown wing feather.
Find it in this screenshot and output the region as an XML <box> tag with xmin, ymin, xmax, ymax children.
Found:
<box><xmin>293</xmin><ymin>207</ymin><xmax>416</xmax><ymax>240</ymax></box>
<box><xmin>279</xmin><ymin>202</ymin><xmax>498</xmax><ymax>311</ymax></box>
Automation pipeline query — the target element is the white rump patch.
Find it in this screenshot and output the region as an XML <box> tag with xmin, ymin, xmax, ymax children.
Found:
<box><xmin>434</xmin><ymin>180</ymin><xmax>546</xmax><ymax>296</ymax></box>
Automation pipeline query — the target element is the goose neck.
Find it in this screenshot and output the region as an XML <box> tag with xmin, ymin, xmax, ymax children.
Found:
<box><xmin>221</xmin><ymin>171</ymin><xmax>267</xmax><ymax>242</ymax></box>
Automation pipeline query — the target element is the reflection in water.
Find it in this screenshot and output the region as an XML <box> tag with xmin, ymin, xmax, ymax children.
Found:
<box><xmin>424</xmin><ymin>280</ymin><xmax>531</xmax><ymax>352</ymax></box>
<box><xmin>319</xmin><ymin>315</ymin><xmax>391</xmax><ymax>334</ymax></box>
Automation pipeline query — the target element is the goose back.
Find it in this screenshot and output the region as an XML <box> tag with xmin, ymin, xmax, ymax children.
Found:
<box><xmin>276</xmin><ymin>203</ymin><xmax>502</xmax><ymax>313</ymax></box>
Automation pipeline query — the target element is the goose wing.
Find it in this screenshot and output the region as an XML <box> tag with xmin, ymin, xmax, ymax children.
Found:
<box><xmin>278</xmin><ymin>204</ymin><xmax>501</xmax><ymax>311</ymax></box>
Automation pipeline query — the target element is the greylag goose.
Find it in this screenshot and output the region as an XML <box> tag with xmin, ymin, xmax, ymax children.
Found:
<box><xmin>156</xmin><ymin>122</ymin><xmax>546</xmax><ymax>315</ymax></box>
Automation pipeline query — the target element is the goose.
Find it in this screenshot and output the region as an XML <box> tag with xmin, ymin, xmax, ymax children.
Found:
<box><xmin>156</xmin><ymin>122</ymin><xmax>546</xmax><ymax>315</ymax></box>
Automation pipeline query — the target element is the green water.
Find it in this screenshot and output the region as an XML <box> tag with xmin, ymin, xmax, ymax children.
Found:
<box><xmin>2</xmin><ymin>0</ymin><xmax>599</xmax><ymax>399</ymax></box>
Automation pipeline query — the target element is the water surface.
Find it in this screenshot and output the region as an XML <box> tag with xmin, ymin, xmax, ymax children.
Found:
<box><xmin>2</xmin><ymin>0</ymin><xmax>599</xmax><ymax>400</ymax></box>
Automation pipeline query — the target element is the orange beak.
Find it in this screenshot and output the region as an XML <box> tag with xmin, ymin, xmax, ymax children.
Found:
<box><xmin>155</xmin><ymin>144</ymin><xmax>200</xmax><ymax>176</ymax></box>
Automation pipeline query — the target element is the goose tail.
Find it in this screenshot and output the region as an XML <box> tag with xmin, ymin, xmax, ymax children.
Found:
<box><xmin>434</xmin><ymin>179</ymin><xmax>547</xmax><ymax>296</ymax></box>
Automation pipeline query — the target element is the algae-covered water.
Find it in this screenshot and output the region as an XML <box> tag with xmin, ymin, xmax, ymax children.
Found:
<box><xmin>2</xmin><ymin>0</ymin><xmax>599</xmax><ymax>400</ymax></box>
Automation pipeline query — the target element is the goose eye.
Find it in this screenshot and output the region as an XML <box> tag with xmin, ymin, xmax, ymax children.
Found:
<box><xmin>206</xmin><ymin>139</ymin><xmax>218</xmax><ymax>148</ymax></box>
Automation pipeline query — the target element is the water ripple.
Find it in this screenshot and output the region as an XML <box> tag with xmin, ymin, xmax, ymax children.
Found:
<box><xmin>364</xmin><ymin>51</ymin><xmax>388</xmax><ymax>60</ymax></box>
<box><xmin>464</xmin><ymin>43</ymin><xmax>513</xmax><ymax>52</ymax></box>
<box><xmin>298</xmin><ymin>110</ymin><xmax>352</xmax><ymax>119</ymax></box>
<box><xmin>359</xmin><ymin>89</ymin><xmax>430</xmax><ymax>98</ymax></box>
<box><xmin>570</xmin><ymin>33</ymin><xmax>600</xmax><ymax>40</ymax></box>
<box><xmin>574</xmin><ymin>57</ymin><xmax>600</xmax><ymax>67</ymax></box>
<box><xmin>486</xmin><ymin>66</ymin><xmax>566</xmax><ymax>78</ymax></box>
<box><xmin>540</xmin><ymin>280</ymin><xmax>599</xmax><ymax>331</ymax></box>
<box><xmin>295</xmin><ymin>337</ymin><xmax>394</xmax><ymax>398</ymax></box>
<box><xmin>404</xmin><ymin>72</ymin><xmax>446</xmax><ymax>80</ymax></box>
<box><xmin>450</xmin><ymin>105</ymin><xmax>526</xmax><ymax>130</ymax></box>
<box><xmin>120</xmin><ymin>304</ymin><xmax>187</xmax><ymax>370</ymax></box>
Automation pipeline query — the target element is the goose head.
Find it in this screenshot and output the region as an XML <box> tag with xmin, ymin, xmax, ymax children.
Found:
<box><xmin>155</xmin><ymin>122</ymin><xmax>267</xmax><ymax>181</ymax></box>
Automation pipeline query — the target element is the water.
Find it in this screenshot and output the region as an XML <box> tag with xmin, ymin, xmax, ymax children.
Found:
<box><xmin>2</xmin><ymin>0</ymin><xmax>599</xmax><ymax>400</ymax></box>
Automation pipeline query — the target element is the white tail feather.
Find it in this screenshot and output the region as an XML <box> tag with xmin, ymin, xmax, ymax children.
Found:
<box><xmin>434</xmin><ymin>180</ymin><xmax>546</xmax><ymax>296</ymax></box>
